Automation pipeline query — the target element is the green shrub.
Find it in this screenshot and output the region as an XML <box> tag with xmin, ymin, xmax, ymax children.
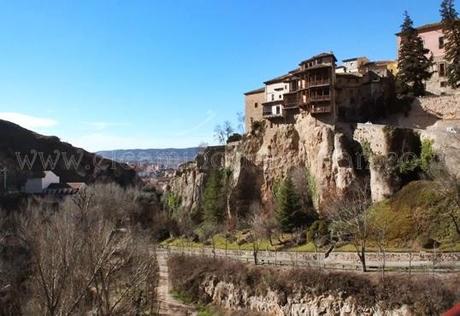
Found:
<box><xmin>420</xmin><ymin>139</ymin><xmax>435</xmax><ymax>172</ymax></box>
<box><xmin>275</xmin><ymin>176</ymin><xmax>306</xmax><ymax>232</ymax></box>
<box><xmin>307</xmin><ymin>220</ymin><xmax>329</xmax><ymax>243</ymax></box>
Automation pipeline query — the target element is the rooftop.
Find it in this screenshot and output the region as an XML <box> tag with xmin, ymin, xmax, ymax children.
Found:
<box><xmin>299</xmin><ymin>52</ymin><xmax>337</xmax><ymax>65</ymax></box>
<box><xmin>342</xmin><ymin>56</ymin><xmax>368</xmax><ymax>62</ymax></box>
<box><xmin>264</xmin><ymin>73</ymin><xmax>293</xmax><ymax>85</ymax></box>
<box><xmin>244</xmin><ymin>87</ymin><xmax>265</xmax><ymax>95</ymax></box>
<box><xmin>396</xmin><ymin>21</ymin><xmax>443</xmax><ymax>36</ymax></box>
<box><xmin>364</xmin><ymin>60</ymin><xmax>395</xmax><ymax>66</ymax></box>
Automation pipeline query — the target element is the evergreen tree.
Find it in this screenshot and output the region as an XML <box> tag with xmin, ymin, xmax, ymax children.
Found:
<box><xmin>441</xmin><ymin>0</ymin><xmax>460</xmax><ymax>88</ymax></box>
<box><xmin>397</xmin><ymin>11</ymin><xmax>433</xmax><ymax>96</ymax></box>
<box><xmin>275</xmin><ymin>176</ymin><xmax>305</xmax><ymax>233</ymax></box>
<box><xmin>202</xmin><ymin>170</ymin><xmax>225</xmax><ymax>223</ymax></box>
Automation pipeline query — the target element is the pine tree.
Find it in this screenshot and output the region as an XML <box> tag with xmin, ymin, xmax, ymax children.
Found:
<box><xmin>202</xmin><ymin>170</ymin><xmax>225</xmax><ymax>224</ymax></box>
<box><xmin>397</xmin><ymin>11</ymin><xmax>433</xmax><ymax>96</ymax></box>
<box><xmin>441</xmin><ymin>0</ymin><xmax>460</xmax><ymax>88</ymax></box>
<box><xmin>275</xmin><ymin>176</ymin><xmax>304</xmax><ymax>233</ymax></box>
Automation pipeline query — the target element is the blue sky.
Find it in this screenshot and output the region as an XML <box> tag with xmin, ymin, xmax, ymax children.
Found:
<box><xmin>0</xmin><ymin>0</ymin><xmax>447</xmax><ymax>151</ymax></box>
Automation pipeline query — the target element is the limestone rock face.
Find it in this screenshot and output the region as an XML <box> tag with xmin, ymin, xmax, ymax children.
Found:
<box><xmin>170</xmin><ymin>114</ymin><xmax>360</xmax><ymax>215</ymax></box>
<box><xmin>201</xmin><ymin>277</ymin><xmax>412</xmax><ymax>316</ymax></box>
<box><xmin>224</xmin><ymin>113</ymin><xmax>358</xmax><ymax>212</ymax></box>
<box><xmin>170</xmin><ymin>100</ymin><xmax>459</xmax><ymax>212</ymax></box>
<box><xmin>169</xmin><ymin>146</ymin><xmax>225</xmax><ymax>212</ymax></box>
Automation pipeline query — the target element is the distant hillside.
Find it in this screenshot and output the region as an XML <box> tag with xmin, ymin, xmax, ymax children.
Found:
<box><xmin>0</xmin><ymin>120</ymin><xmax>140</xmax><ymax>189</ymax></box>
<box><xmin>97</xmin><ymin>148</ymin><xmax>201</xmax><ymax>168</ymax></box>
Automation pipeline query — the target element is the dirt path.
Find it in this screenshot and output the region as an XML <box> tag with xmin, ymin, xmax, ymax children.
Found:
<box><xmin>156</xmin><ymin>251</ymin><xmax>197</xmax><ymax>316</ymax></box>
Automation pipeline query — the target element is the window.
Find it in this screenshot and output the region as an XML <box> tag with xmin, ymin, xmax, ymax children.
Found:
<box><xmin>439</xmin><ymin>36</ymin><xmax>445</xmax><ymax>49</ymax></box>
<box><xmin>441</xmin><ymin>81</ymin><xmax>448</xmax><ymax>87</ymax></box>
<box><xmin>276</xmin><ymin>106</ymin><xmax>280</xmax><ymax>114</ymax></box>
<box><xmin>271</xmin><ymin>94</ymin><xmax>274</xmax><ymax>101</ymax></box>
<box><xmin>439</xmin><ymin>63</ymin><xmax>446</xmax><ymax>77</ymax></box>
<box><xmin>254</xmin><ymin>102</ymin><xmax>258</xmax><ymax>108</ymax></box>
<box><xmin>279</xmin><ymin>95</ymin><xmax>282</xmax><ymax>99</ymax></box>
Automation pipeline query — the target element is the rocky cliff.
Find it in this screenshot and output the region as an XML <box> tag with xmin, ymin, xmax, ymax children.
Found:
<box><xmin>202</xmin><ymin>277</ymin><xmax>410</xmax><ymax>316</ymax></box>
<box><xmin>170</xmin><ymin>95</ymin><xmax>460</xmax><ymax>214</ymax></box>
<box><xmin>171</xmin><ymin>113</ymin><xmax>359</xmax><ymax>215</ymax></box>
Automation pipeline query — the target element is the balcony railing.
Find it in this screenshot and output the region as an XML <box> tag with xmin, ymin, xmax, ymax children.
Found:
<box><xmin>311</xmin><ymin>105</ymin><xmax>332</xmax><ymax>114</ymax></box>
<box><xmin>263</xmin><ymin>111</ymin><xmax>284</xmax><ymax>118</ymax></box>
<box><xmin>309</xmin><ymin>95</ymin><xmax>331</xmax><ymax>102</ymax></box>
<box><xmin>283</xmin><ymin>94</ymin><xmax>299</xmax><ymax>109</ymax></box>
<box><xmin>307</xmin><ymin>79</ymin><xmax>330</xmax><ymax>87</ymax></box>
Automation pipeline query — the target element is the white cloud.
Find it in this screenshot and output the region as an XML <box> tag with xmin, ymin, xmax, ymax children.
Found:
<box><xmin>0</xmin><ymin>112</ymin><xmax>58</xmax><ymax>129</ymax></box>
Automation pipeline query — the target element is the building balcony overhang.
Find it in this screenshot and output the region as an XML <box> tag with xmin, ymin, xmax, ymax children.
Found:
<box><xmin>262</xmin><ymin>112</ymin><xmax>284</xmax><ymax>119</ymax></box>
<box><xmin>310</xmin><ymin>104</ymin><xmax>332</xmax><ymax>114</ymax></box>
<box><xmin>262</xmin><ymin>100</ymin><xmax>284</xmax><ymax>107</ymax></box>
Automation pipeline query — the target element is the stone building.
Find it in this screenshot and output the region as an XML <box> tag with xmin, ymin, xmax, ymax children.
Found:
<box><xmin>362</xmin><ymin>60</ymin><xmax>398</xmax><ymax>78</ymax></box>
<box><xmin>397</xmin><ymin>22</ymin><xmax>455</xmax><ymax>95</ymax></box>
<box><xmin>341</xmin><ymin>57</ymin><xmax>369</xmax><ymax>74</ymax></box>
<box><xmin>244</xmin><ymin>87</ymin><xmax>265</xmax><ymax>132</ymax></box>
<box><xmin>244</xmin><ymin>52</ymin><xmax>392</xmax><ymax>131</ymax></box>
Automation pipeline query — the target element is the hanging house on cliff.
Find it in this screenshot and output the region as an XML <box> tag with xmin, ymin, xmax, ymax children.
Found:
<box><xmin>244</xmin><ymin>52</ymin><xmax>393</xmax><ymax>132</ymax></box>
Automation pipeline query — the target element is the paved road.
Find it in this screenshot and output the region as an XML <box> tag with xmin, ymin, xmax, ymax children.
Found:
<box><xmin>156</xmin><ymin>252</ymin><xmax>197</xmax><ymax>316</ymax></box>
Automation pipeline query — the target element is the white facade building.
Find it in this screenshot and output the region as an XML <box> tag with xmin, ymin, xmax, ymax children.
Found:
<box><xmin>341</xmin><ymin>57</ymin><xmax>369</xmax><ymax>74</ymax></box>
<box><xmin>24</xmin><ymin>171</ymin><xmax>60</xmax><ymax>194</ymax></box>
<box><xmin>262</xmin><ymin>74</ymin><xmax>291</xmax><ymax>118</ymax></box>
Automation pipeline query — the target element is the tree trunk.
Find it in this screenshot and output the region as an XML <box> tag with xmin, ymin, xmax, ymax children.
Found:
<box><xmin>449</xmin><ymin>213</ymin><xmax>460</xmax><ymax>235</ymax></box>
<box><xmin>252</xmin><ymin>241</ymin><xmax>258</xmax><ymax>265</ymax></box>
<box><xmin>358</xmin><ymin>245</ymin><xmax>367</xmax><ymax>272</ymax></box>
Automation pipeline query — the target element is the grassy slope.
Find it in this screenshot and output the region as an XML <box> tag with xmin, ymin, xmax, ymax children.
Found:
<box><xmin>163</xmin><ymin>180</ymin><xmax>460</xmax><ymax>252</ymax></box>
<box><xmin>371</xmin><ymin>180</ymin><xmax>460</xmax><ymax>251</ymax></box>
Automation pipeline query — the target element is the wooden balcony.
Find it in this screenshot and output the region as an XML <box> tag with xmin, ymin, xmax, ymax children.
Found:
<box><xmin>263</xmin><ymin>111</ymin><xmax>284</xmax><ymax>118</ymax></box>
<box><xmin>309</xmin><ymin>95</ymin><xmax>331</xmax><ymax>102</ymax></box>
<box><xmin>283</xmin><ymin>93</ymin><xmax>299</xmax><ymax>109</ymax></box>
<box><xmin>263</xmin><ymin>104</ymin><xmax>284</xmax><ymax>118</ymax></box>
<box><xmin>310</xmin><ymin>104</ymin><xmax>332</xmax><ymax>114</ymax></box>
<box><xmin>307</xmin><ymin>79</ymin><xmax>331</xmax><ymax>88</ymax></box>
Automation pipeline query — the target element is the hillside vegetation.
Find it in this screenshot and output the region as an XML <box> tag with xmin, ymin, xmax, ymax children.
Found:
<box><xmin>371</xmin><ymin>180</ymin><xmax>460</xmax><ymax>250</ymax></box>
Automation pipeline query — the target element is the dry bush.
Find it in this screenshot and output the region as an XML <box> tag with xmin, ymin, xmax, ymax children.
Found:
<box><xmin>12</xmin><ymin>184</ymin><xmax>158</xmax><ymax>316</ymax></box>
<box><xmin>168</xmin><ymin>255</ymin><xmax>458</xmax><ymax>315</ymax></box>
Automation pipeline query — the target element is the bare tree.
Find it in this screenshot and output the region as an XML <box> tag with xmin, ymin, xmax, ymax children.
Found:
<box><xmin>214</xmin><ymin>121</ymin><xmax>234</xmax><ymax>144</ymax></box>
<box><xmin>19</xmin><ymin>186</ymin><xmax>157</xmax><ymax>316</ymax></box>
<box><xmin>431</xmin><ymin>164</ymin><xmax>460</xmax><ymax>235</ymax></box>
<box><xmin>326</xmin><ymin>181</ymin><xmax>372</xmax><ymax>272</ymax></box>
<box><xmin>236</xmin><ymin>112</ymin><xmax>245</xmax><ymax>134</ymax></box>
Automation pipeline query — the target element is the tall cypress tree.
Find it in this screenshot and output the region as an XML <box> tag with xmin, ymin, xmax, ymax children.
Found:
<box><xmin>275</xmin><ymin>176</ymin><xmax>304</xmax><ymax>233</ymax></box>
<box><xmin>441</xmin><ymin>0</ymin><xmax>460</xmax><ymax>88</ymax></box>
<box><xmin>202</xmin><ymin>170</ymin><xmax>225</xmax><ymax>224</ymax></box>
<box><xmin>397</xmin><ymin>11</ymin><xmax>433</xmax><ymax>96</ymax></box>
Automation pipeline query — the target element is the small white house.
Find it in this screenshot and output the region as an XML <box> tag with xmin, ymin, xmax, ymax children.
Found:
<box><xmin>24</xmin><ymin>171</ymin><xmax>60</xmax><ymax>194</ymax></box>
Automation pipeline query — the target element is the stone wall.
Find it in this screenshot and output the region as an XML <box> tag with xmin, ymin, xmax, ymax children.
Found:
<box><xmin>244</xmin><ymin>89</ymin><xmax>265</xmax><ymax>132</ymax></box>
<box><xmin>416</xmin><ymin>94</ymin><xmax>460</xmax><ymax>120</ymax></box>
<box><xmin>164</xmin><ymin>247</ymin><xmax>460</xmax><ymax>271</ymax></box>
